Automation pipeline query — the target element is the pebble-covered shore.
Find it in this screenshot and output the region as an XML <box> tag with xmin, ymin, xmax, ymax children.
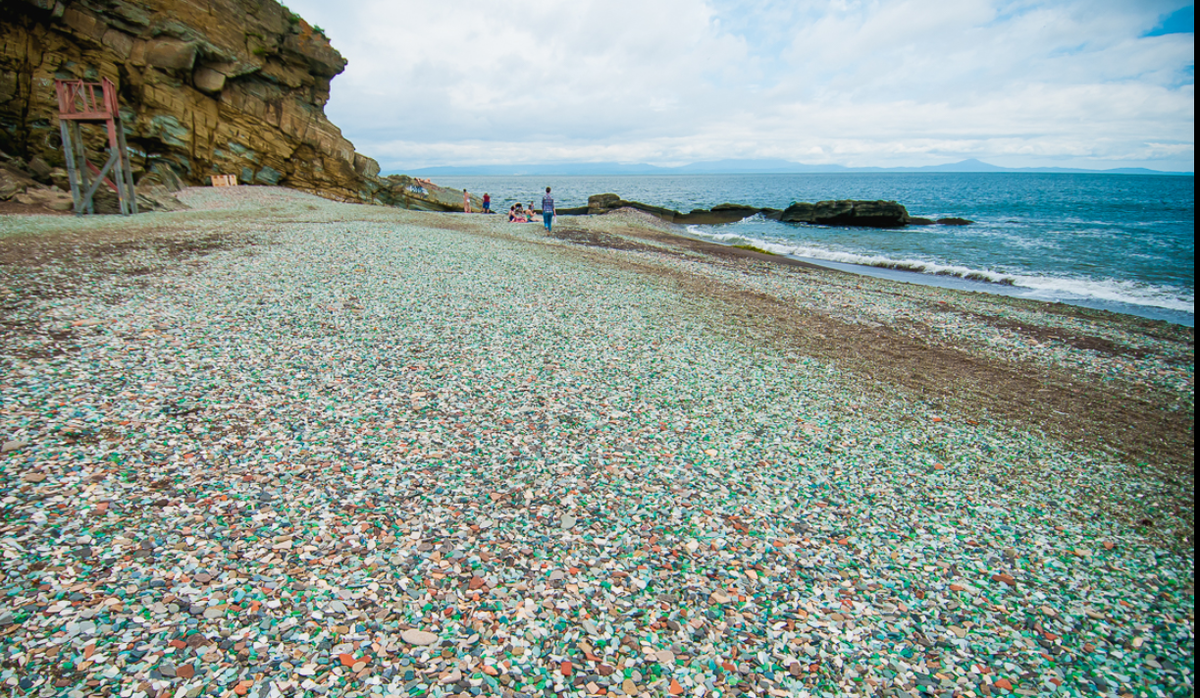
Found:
<box><xmin>0</xmin><ymin>187</ymin><xmax>1193</xmax><ymax>698</ymax></box>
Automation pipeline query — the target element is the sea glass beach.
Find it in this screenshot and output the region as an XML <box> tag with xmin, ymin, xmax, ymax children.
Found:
<box><xmin>1</xmin><ymin>0</ymin><xmax>1193</xmax><ymax>695</ymax></box>
<box><xmin>0</xmin><ymin>187</ymin><xmax>1192</xmax><ymax>697</ymax></box>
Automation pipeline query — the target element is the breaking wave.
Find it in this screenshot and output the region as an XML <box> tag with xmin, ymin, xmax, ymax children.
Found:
<box><xmin>687</xmin><ymin>226</ymin><xmax>1195</xmax><ymax>316</ymax></box>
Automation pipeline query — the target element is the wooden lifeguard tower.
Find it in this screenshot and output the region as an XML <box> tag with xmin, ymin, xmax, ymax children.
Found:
<box><xmin>54</xmin><ymin>78</ymin><xmax>138</xmax><ymax>215</ymax></box>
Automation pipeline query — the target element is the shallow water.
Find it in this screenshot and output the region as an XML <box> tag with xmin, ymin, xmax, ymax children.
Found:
<box><xmin>438</xmin><ymin>173</ymin><xmax>1195</xmax><ymax>326</ymax></box>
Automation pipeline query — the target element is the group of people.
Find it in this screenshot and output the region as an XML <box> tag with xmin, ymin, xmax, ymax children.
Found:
<box><xmin>462</xmin><ymin>187</ymin><xmax>556</xmax><ymax>232</ymax></box>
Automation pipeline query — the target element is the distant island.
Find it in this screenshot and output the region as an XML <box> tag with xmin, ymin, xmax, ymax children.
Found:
<box><xmin>398</xmin><ymin>158</ymin><xmax>1191</xmax><ymax>177</ymax></box>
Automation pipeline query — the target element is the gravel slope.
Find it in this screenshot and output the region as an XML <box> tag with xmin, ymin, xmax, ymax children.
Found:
<box><xmin>0</xmin><ymin>187</ymin><xmax>1193</xmax><ymax>698</ymax></box>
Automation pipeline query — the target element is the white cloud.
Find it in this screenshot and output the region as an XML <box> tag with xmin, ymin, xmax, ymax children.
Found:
<box><xmin>285</xmin><ymin>0</ymin><xmax>1195</xmax><ymax>170</ymax></box>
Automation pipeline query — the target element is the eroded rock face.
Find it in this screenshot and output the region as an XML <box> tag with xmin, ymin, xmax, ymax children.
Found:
<box><xmin>370</xmin><ymin>175</ymin><xmax>482</xmax><ymax>212</ymax></box>
<box><xmin>582</xmin><ymin>193</ymin><xmax>939</xmax><ymax>228</ymax></box>
<box><xmin>1</xmin><ymin>153</ymin><xmax>186</xmax><ymax>212</ymax></box>
<box><xmin>584</xmin><ymin>193</ymin><xmax>736</xmax><ymax>223</ymax></box>
<box><xmin>780</xmin><ymin>200</ymin><xmax>912</xmax><ymax>227</ymax></box>
<box><xmin>0</xmin><ymin>0</ymin><xmax>465</xmax><ymax>209</ymax></box>
<box><xmin>588</xmin><ymin>193</ymin><xmax>623</xmax><ymax>215</ymax></box>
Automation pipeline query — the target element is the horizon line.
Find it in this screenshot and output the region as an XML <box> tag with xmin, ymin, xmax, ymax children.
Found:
<box><xmin>391</xmin><ymin>168</ymin><xmax>1196</xmax><ymax>175</ymax></box>
<box><xmin>387</xmin><ymin>158</ymin><xmax>1193</xmax><ymax>176</ymax></box>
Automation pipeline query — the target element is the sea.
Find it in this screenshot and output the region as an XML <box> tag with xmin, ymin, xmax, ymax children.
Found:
<box><xmin>437</xmin><ymin>173</ymin><xmax>1195</xmax><ymax>327</ymax></box>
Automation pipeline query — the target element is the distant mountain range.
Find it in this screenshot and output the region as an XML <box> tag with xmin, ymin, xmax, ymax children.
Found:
<box><xmin>396</xmin><ymin>158</ymin><xmax>1190</xmax><ymax>176</ymax></box>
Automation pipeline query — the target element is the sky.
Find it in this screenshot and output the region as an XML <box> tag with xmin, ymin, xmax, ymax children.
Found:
<box><xmin>283</xmin><ymin>0</ymin><xmax>1195</xmax><ymax>172</ymax></box>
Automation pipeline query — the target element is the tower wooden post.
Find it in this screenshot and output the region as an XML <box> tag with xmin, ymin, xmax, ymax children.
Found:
<box><xmin>53</xmin><ymin>78</ymin><xmax>138</xmax><ymax>215</ymax></box>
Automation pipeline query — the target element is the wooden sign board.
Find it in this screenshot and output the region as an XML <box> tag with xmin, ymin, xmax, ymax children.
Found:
<box><xmin>212</xmin><ymin>174</ymin><xmax>238</xmax><ymax>187</ymax></box>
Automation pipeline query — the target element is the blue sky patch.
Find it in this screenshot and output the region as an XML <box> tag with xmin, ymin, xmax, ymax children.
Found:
<box><xmin>1146</xmin><ymin>4</ymin><xmax>1194</xmax><ymax>36</ymax></box>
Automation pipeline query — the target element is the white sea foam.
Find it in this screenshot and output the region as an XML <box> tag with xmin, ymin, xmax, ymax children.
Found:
<box><xmin>1005</xmin><ymin>275</ymin><xmax>1195</xmax><ymax>313</ymax></box>
<box><xmin>686</xmin><ymin>226</ymin><xmax>1195</xmax><ymax>315</ymax></box>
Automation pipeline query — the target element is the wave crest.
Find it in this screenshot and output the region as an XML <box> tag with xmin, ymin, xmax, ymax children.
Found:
<box><xmin>686</xmin><ymin>227</ymin><xmax>1195</xmax><ymax>314</ymax></box>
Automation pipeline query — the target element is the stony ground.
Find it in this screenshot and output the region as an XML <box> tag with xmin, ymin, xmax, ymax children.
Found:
<box><xmin>0</xmin><ymin>187</ymin><xmax>1193</xmax><ymax>698</ymax></box>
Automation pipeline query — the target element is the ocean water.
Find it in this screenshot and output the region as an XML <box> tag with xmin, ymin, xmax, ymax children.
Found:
<box><xmin>438</xmin><ymin>173</ymin><xmax>1195</xmax><ymax>326</ymax></box>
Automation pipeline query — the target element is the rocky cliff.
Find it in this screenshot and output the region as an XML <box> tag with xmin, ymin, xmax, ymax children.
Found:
<box><xmin>0</xmin><ymin>0</ymin><xmax>474</xmax><ymax>211</ymax></box>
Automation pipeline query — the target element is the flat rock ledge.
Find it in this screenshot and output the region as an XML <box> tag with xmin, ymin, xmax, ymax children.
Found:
<box><xmin>568</xmin><ymin>193</ymin><xmax>972</xmax><ymax>228</ymax></box>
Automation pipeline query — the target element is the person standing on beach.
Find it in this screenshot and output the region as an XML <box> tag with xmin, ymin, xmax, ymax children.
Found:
<box><xmin>482</xmin><ymin>193</ymin><xmax>491</xmax><ymax>214</ymax></box>
<box><xmin>463</xmin><ymin>190</ymin><xmax>472</xmax><ymax>213</ymax></box>
<box><xmin>541</xmin><ymin>187</ymin><xmax>555</xmax><ymax>232</ymax></box>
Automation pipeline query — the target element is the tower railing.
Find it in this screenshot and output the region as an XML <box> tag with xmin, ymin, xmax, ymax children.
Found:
<box><xmin>53</xmin><ymin>77</ymin><xmax>138</xmax><ymax>215</ymax></box>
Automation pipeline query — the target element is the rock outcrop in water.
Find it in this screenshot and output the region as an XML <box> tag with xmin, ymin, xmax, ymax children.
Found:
<box><xmin>0</xmin><ymin>0</ymin><xmax>476</xmax><ymax>211</ymax></box>
<box><xmin>779</xmin><ymin>200</ymin><xmax>909</xmax><ymax>227</ymax></box>
<box><xmin>579</xmin><ymin>193</ymin><xmax>969</xmax><ymax>228</ymax></box>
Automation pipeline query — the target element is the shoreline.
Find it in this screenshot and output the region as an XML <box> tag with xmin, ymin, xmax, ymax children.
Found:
<box><xmin>440</xmin><ymin>173</ymin><xmax>1195</xmax><ymax>326</ymax></box>
<box><xmin>0</xmin><ymin>188</ymin><xmax>1193</xmax><ymax>697</ymax></box>
<box><xmin>672</xmin><ymin>226</ymin><xmax>1197</xmax><ymax>328</ymax></box>
<box><xmin>565</xmin><ymin>207</ymin><xmax>1196</xmax><ymax>329</ymax></box>
<box><xmin>544</xmin><ymin>208</ymin><xmax>1194</xmax><ymax>480</ymax></box>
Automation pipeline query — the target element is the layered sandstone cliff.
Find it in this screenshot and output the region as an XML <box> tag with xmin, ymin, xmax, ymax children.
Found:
<box><xmin>0</xmin><ymin>0</ymin><xmax>473</xmax><ymax>211</ymax></box>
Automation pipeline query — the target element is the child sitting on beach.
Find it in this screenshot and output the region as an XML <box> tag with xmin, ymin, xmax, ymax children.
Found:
<box><xmin>509</xmin><ymin>204</ymin><xmax>528</xmax><ymax>223</ymax></box>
